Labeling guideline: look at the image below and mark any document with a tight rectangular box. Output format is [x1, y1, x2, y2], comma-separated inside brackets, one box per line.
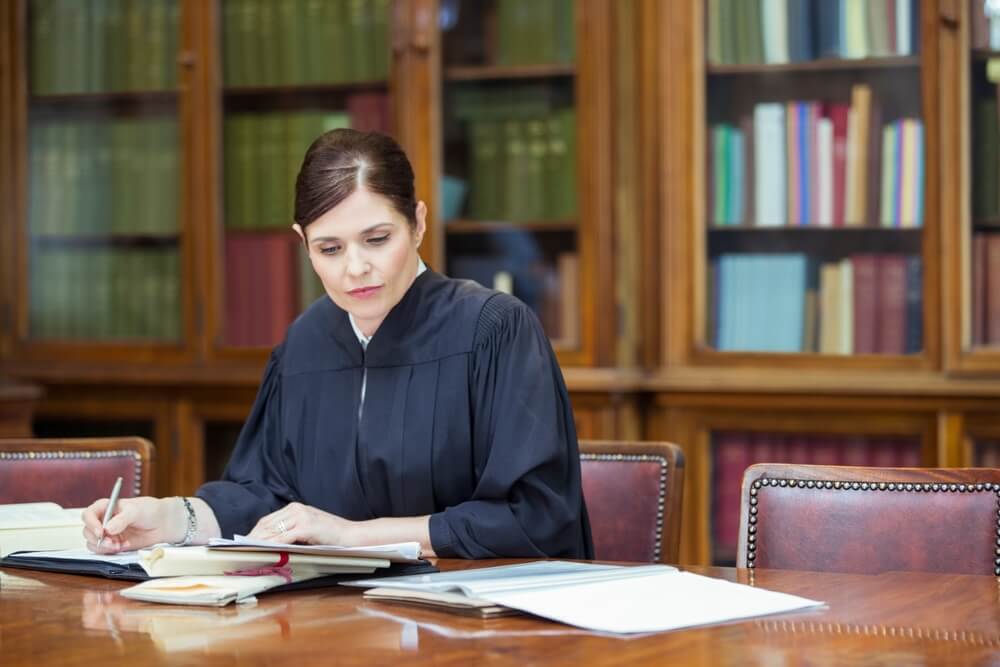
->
[0, 503, 86, 557]
[120, 573, 321, 607]
[208, 535, 423, 563]
[139, 546, 384, 577]
[347, 561, 825, 634]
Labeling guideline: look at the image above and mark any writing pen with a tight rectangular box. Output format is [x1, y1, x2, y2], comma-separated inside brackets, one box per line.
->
[95, 476, 123, 550]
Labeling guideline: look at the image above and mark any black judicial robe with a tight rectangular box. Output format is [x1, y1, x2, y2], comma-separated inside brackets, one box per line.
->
[197, 269, 594, 559]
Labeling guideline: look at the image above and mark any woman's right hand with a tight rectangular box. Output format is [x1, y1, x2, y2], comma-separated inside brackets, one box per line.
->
[81, 496, 187, 554]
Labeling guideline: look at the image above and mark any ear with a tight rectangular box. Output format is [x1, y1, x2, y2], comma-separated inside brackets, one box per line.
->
[414, 201, 428, 247]
[292, 223, 307, 248]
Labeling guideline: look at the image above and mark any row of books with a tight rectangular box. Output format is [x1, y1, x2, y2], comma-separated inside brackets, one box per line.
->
[448, 252, 579, 345]
[30, 246, 181, 341]
[225, 110, 349, 231]
[970, 0, 1000, 50]
[30, 117, 179, 237]
[494, 0, 575, 67]
[464, 111, 577, 222]
[224, 93, 390, 231]
[709, 88, 925, 229]
[971, 233, 1000, 346]
[225, 232, 322, 348]
[30, 0, 178, 94]
[706, 0, 919, 66]
[711, 253, 922, 355]
[973, 97, 1000, 219]
[222, 0, 390, 87]
[712, 431, 923, 556]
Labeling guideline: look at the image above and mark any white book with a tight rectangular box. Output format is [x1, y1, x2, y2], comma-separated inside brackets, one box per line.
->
[140, 545, 384, 577]
[844, 108, 859, 225]
[839, 258, 855, 354]
[761, 0, 789, 64]
[209, 535, 423, 563]
[754, 104, 786, 227]
[816, 117, 834, 226]
[880, 123, 896, 228]
[345, 561, 823, 635]
[897, 0, 912, 54]
[0, 503, 86, 557]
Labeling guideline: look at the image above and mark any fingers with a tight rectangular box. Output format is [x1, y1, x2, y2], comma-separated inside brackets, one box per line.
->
[81, 498, 109, 537]
[101, 502, 134, 537]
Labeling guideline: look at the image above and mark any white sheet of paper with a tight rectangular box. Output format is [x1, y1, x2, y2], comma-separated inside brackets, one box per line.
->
[0, 503, 82, 529]
[208, 536, 422, 563]
[478, 571, 824, 635]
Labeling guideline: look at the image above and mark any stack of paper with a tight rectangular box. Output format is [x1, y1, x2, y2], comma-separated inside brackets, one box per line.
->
[0, 503, 86, 557]
[348, 561, 825, 634]
[120, 574, 313, 606]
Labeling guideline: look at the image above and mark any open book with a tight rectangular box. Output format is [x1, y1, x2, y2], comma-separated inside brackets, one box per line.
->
[0, 503, 86, 557]
[346, 561, 825, 634]
[120, 573, 321, 607]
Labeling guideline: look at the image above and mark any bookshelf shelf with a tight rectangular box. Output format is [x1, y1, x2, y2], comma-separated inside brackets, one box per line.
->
[31, 234, 180, 248]
[707, 226, 923, 234]
[445, 220, 578, 234]
[971, 49, 1000, 62]
[29, 90, 178, 114]
[706, 56, 920, 77]
[444, 64, 576, 81]
[973, 219, 1000, 230]
[222, 81, 389, 97]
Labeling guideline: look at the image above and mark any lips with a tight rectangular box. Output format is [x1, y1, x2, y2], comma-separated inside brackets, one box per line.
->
[348, 285, 383, 299]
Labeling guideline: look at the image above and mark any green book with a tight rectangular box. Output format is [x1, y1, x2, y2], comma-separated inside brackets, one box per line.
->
[371, 0, 390, 79]
[104, 0, 124, 91]
[30, 0, 55, 94]
[554, 0, 575, 65]
[257, 0, 279, 86]
[276, 0, 301, 85]
[974, 100, 999, 219]
[546, 108, 577, 220]
[503, 119, 529, 221]
[164, 0, 180, 88]
[301, 0, 325, 83]
[523, 117, 547, 220]
[299, 244, 325, 310]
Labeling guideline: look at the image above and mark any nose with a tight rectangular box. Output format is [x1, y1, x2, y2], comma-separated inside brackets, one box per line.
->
[345, 244, 369, 277]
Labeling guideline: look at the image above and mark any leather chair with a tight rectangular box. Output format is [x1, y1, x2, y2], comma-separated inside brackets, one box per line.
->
[0, 437, 154, 507]
[579, 440, 685, 564]
[737, 463, 1000, 576]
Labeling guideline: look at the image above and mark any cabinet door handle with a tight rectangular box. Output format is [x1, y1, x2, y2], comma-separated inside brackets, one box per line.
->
[940, 0, 959, 30]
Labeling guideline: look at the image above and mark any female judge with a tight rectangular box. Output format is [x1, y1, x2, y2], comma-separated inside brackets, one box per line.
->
[82, 129, 593, 559]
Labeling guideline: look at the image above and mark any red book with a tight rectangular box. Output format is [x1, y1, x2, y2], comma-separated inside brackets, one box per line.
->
[973, 233, 987, 346]
[828, 104, 850, 227]
[810, 436, 841, 465]
[712, 432, 749, 555]
[841, 436, 869, 466]
[785, 433, 810, 464]
[986, 235, 1000, 343]
[897, 438, 923, 467]
[877, 254, 907, 354]
[851, 254, 880, 354]
[870, 438, 896, 467]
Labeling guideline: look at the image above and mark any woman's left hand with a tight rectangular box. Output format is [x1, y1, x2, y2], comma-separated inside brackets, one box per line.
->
[247, 502, 358, 545]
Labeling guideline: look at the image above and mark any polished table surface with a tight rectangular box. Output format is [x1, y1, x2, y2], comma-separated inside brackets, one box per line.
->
[2, 560, 999, 666]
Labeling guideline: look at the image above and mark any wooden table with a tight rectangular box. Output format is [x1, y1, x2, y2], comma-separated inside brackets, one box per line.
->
[1, 561, 998, 666]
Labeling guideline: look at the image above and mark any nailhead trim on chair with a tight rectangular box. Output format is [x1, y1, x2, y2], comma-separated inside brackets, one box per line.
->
[0, 450, 145, 498]
[582, 453, 669, 562]
[745, 478, 1000, 574]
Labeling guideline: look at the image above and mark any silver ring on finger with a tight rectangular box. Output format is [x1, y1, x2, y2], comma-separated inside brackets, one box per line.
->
[278, 518, 288, 533]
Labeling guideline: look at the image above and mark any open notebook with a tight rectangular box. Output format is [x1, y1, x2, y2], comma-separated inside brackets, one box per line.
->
[346, 561, 825, 634]
[0, 503, 86, 557]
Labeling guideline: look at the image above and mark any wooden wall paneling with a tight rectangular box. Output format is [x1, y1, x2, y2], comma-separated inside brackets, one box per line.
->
[941, 0, 967, 370]
[8, 0, 27, 350]
[937, 411, 966, 467]
[637, 0, 662, 368]
[570, 391, 643, 441]
[392, 0, 442, 270]
[660, 0, 696, 365]
[185, 0, 219, 361]
[611, 0, 641, 368]
[0, 0, 14, 359]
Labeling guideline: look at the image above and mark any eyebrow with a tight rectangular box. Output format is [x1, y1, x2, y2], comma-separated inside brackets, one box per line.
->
[309, 222, 394, 244]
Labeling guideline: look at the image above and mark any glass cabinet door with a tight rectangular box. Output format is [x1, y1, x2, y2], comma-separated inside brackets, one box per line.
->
[218, 0, 392, 349]
[703, 0, 925, 357]
[439, 0, 581, 350]
[26, 0, 182, 344]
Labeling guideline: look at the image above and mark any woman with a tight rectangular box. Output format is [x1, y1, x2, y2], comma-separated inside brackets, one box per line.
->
[83, 129, 593, 559]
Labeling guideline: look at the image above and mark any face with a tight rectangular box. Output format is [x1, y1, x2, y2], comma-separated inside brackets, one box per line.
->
[294, 188, 426, 338]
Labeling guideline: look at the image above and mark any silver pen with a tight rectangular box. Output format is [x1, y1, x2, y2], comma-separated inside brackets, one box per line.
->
[95, 476, 124, 550]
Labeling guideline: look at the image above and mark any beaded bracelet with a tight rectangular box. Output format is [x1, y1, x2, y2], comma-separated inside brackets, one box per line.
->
[177, 496, 197, 546]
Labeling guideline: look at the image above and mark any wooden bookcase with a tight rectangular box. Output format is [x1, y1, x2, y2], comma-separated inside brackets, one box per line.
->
[6, 0, 1000, 566]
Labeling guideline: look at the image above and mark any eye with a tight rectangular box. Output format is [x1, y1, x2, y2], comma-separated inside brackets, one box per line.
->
[319, 244, 341, 256]
[368, 234, 390, 245]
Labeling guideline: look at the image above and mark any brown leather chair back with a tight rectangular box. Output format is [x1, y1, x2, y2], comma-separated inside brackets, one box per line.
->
[0, 437, 154, 507]
[580, 440, 685, 564]
[738, 463, 1000, 575]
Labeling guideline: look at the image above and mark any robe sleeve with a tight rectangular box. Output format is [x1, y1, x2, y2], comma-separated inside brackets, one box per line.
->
[428, 295, 593, 559]
[195, 345, 299, 538]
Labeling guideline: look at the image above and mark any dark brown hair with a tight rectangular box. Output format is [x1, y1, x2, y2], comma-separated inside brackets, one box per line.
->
[294, 129, 417, 232]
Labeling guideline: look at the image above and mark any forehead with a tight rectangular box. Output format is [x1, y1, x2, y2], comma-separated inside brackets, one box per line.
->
[307, 188, 402, 240]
